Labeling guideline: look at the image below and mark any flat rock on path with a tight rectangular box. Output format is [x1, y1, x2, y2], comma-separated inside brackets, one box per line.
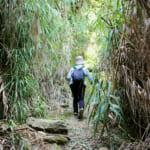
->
[33, 143, 62, 150]
[45, 144, 62, 150]
[27, 117, 68, 134]
[44, 134, 70, 144]
[99, 148, 109, 150]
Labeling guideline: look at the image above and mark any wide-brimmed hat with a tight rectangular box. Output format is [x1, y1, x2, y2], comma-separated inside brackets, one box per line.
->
[75, 56, 85, 65]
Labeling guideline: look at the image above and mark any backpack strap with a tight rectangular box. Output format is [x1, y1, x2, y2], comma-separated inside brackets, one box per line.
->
[72, 66, 85, 77]
[80, 66, 84, 70]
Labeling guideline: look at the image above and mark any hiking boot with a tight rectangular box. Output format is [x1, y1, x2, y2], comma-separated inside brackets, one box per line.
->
[74, 112, 78, 119]
[74, 112, 78, 116]
[78, 108, 83, 119]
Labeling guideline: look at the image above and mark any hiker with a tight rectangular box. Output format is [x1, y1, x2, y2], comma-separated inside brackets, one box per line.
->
[67, 56, 93, 119]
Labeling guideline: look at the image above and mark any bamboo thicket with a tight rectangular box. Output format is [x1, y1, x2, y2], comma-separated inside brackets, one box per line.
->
[114, 0, 150, 138]
[0, 0, 90, 122]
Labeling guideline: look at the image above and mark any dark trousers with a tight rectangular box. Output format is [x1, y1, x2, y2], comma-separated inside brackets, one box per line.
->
[70, 83, 86, 114]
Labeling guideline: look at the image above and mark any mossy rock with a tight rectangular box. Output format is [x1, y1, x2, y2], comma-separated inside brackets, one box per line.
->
[27, 117, 68, 134]
[44, 134, 70, 144]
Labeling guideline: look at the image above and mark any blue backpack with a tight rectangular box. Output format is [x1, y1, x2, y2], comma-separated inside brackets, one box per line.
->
[72, 67, 84, 84]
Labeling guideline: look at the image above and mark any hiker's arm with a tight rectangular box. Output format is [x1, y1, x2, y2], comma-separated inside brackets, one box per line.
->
[67, 68, 74, 80]
[84, 68, 93, 85]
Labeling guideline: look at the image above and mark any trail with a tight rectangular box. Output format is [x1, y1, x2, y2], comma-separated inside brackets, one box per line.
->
[55, 106, 109, 150]
[62, 115, 93, 150]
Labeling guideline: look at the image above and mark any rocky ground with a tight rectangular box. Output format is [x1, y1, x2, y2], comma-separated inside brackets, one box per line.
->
[60, 108, 110, 150]
[2, 105, 148, 150]
[62, 116, 94, 150]
[0, 108, 109, 150]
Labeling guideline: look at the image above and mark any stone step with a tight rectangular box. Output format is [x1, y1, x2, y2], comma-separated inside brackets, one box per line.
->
[27, 117, 68, 134]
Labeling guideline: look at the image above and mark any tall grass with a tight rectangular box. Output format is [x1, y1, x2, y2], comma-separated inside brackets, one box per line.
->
[0, 0, 91, 122]
[86, 77, 124, 136]
[0, 0, 36, 122]
[90, 0, 150, 139]
[84, 0, 125, 136]
[114, 0, 150, 138]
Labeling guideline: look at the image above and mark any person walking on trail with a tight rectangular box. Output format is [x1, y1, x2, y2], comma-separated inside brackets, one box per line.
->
[67, 56, 93, 119]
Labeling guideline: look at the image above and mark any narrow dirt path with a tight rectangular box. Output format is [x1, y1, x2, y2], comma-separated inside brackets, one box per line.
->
[49, 100, 110, 150]
[61, 115, 94, 150]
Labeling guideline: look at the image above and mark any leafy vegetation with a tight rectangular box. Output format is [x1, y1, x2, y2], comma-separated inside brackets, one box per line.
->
[89, 0, 150, 139]
[113, 0, 150, 138]
[0, 1, 150, 148]
[87, 78, 123, 136]
[0, 0, 36, 122]
[0, 0, 91, 122]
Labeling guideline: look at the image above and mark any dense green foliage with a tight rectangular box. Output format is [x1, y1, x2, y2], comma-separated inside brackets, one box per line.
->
[85, 0, 126, 136]
[89, 0, 150, 139]
[0, 0, 91, 122]
[0, 1, 35, 121]
[1, 0, 149, 142]
[87, 78, 123, 136]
